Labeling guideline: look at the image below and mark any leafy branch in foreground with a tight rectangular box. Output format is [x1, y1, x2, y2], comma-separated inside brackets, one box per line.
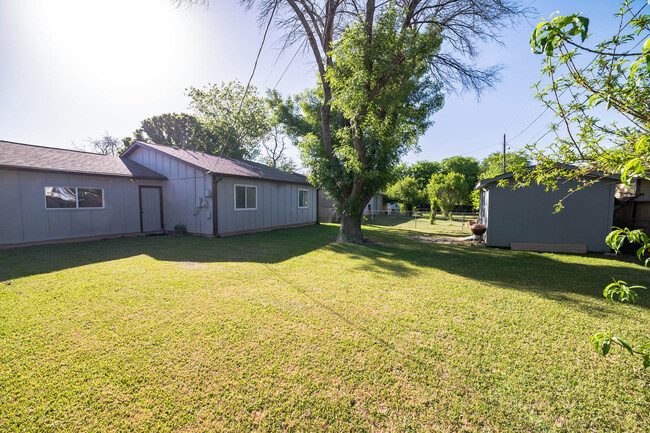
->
[525, 0, 650, 369]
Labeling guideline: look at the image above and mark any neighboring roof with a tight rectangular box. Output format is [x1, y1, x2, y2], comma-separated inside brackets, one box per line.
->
[122, 141, 310, 185]
[0, 140, 167, 180]
[474, 168, 620, 190]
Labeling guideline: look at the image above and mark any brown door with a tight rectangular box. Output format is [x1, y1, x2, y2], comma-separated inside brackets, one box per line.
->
[139, 186, 164, 233]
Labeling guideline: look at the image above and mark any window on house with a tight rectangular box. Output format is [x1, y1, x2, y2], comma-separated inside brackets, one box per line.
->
[78, 188, 104, 208]
[45, 187, 77, 208]
[235, 185, 257, 210]
[45, 187, 104, 209]
[298, 189, 309, 208]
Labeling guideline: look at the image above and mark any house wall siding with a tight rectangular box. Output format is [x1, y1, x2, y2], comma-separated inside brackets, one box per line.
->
[126, 147, 213, 235]
[215, 176, 317, 235]
[483, 180, 615, 252]
[0, 169, 160, 245]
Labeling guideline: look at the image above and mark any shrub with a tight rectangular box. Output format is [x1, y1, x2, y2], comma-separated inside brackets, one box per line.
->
[173, 223, 188, 235]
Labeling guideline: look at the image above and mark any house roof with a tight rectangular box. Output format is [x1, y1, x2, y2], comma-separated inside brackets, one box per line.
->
[0, 140, 167, 180]
[474, 168, 620, 190]
[122, 141, 310, 185]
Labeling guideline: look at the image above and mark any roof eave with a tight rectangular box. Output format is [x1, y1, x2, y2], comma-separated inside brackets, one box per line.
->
[0, 165, 167, 181]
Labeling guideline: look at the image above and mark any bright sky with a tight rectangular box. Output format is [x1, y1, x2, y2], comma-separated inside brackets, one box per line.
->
[0, 0, 616, 166]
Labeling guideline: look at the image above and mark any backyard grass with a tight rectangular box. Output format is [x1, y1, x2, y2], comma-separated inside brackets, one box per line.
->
[1, 223, 649, 432]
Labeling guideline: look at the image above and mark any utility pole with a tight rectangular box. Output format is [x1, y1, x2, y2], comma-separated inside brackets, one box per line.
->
[502, 133, 506, 174]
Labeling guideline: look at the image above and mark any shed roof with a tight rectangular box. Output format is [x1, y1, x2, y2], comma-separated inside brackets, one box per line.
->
[0, 140, 167, 180]
[474, 168, 620, 190]
[122, 141, 310, 185]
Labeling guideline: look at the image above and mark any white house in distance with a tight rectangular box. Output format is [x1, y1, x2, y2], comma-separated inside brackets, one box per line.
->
[0, 140, 317, 247]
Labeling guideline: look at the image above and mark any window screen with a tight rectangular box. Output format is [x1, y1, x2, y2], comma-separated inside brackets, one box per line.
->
[299, 190, 308, 208]
[235, 186, 246, 209]
[78, 188, 104, 208]
[246, 187, 256, 209]
[235, 185, 256, 210]
[45, 187, 77, 209]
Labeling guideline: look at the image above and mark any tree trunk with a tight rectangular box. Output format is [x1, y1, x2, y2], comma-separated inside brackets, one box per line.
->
[337, 213, 364, 243]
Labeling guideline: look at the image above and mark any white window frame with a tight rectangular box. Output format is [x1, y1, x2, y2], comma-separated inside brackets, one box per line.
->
[234, 184, 257, 211]
[298, 189, 309, 208]
[44, 186, 105, 210]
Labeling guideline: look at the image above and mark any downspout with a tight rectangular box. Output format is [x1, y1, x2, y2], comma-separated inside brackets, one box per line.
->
[316, 188, 320, 224]
[212, 175, 223, 237]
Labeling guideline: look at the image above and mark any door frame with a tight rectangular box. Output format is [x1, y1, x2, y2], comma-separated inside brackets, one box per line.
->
[138, 185, 164, 233]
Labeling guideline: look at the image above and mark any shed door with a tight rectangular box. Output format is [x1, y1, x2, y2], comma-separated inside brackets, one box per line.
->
[140, 186, 163, 233]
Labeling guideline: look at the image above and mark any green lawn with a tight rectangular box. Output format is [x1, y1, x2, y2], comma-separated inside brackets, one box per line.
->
[365, 213, 477, 235]
[1, 224, 649, 432]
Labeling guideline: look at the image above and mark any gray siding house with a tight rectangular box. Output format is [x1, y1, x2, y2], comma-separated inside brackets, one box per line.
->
[475, 173, 617, 253]
[0, 140, 317, 247]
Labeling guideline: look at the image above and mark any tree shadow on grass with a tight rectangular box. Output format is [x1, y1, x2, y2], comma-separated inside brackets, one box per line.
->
[324, 227, 650, 312]
[2, 223, 649, 314]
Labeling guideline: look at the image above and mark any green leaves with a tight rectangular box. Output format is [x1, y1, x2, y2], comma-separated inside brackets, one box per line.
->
[603, 279, 645, 303]
[606, 227, 650, 262]
[530, 14, 589, 56]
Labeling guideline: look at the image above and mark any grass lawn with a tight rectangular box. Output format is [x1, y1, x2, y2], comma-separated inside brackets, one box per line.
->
[365, 213, 477, 235]
[1, 223, 649, 432]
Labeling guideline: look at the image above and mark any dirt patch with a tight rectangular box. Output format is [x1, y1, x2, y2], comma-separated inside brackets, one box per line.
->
[411, 236, 483, 246]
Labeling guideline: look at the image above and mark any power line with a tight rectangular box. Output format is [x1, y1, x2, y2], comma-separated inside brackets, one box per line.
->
[273, 43, 304, 90]
[206, 0, 278, 174]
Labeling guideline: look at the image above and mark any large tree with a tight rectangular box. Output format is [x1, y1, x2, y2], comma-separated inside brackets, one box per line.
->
[133, 113, 217, 153]
[181, 0, 525, 242]
[525, 0, 650, 367]
[187, 81, 270, 160]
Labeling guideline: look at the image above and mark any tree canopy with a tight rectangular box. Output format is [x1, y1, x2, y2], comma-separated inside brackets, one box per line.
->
[427, 172, 467, 218]
[479, 151, 529, 180]
[386, 176, 425, 211]
[133, 113, 217, 153]
[187, 81, 270, 160]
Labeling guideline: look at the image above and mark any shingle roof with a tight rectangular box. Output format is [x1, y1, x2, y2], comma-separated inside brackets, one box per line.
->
[0, 140, 167, 180]
[123, 141, 310, 185]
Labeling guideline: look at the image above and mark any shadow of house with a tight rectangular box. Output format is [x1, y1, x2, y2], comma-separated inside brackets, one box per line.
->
[0, 225, 340, 282]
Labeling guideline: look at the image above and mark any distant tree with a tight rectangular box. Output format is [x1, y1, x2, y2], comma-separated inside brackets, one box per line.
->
[86, 133, 124, 156]
[405, 161, 442, 189]
[479, 151, 529, 180]
[427, 172, 467, 218]
[133, 113, 216, 153]
[441, 156, 480, 205]
[187, 81, 270, 160]
[386, 176, 425, 211]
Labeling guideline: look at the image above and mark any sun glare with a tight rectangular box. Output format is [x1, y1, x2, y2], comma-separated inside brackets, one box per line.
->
[12, 0, 199, 104]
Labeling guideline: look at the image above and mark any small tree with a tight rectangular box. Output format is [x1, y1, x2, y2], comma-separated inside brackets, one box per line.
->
[386, 176, 424, 212]
[429, 198, 438, 224]
[427, 172, 467, 219]
[85, 133, 124, 156]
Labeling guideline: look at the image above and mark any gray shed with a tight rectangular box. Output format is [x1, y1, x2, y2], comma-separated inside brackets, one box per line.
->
[0, 140, 317, 247]
[475, 172, 617, 253]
